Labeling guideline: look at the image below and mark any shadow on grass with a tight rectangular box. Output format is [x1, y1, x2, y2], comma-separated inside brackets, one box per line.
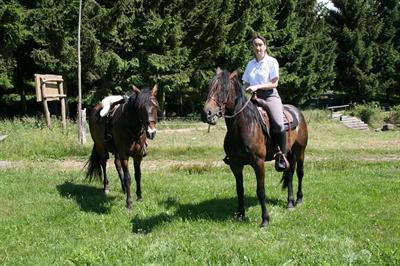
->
[132, 195, 284, 233]
[57, 182, 116, 214]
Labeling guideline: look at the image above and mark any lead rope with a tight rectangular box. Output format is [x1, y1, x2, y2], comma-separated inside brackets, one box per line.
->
[224, 96, 252, 119]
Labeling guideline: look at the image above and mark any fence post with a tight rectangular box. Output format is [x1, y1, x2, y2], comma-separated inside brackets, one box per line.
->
[78, 108, 87, 144]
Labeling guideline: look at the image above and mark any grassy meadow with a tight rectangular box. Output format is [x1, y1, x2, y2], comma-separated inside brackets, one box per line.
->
[0, 111, 399, 265]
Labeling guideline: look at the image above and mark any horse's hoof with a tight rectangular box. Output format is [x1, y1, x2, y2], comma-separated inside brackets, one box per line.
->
[104, 189, 110, 194]
[296, 199, 303, 206]
[259, 221, 268, 229]
[136, 196, 143, 202]
[234, 212, 245, 221]
[287, 201, 295, 210]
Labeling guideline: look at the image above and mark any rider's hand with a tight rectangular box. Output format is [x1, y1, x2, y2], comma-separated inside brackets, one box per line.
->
[246, 86, 257, 93]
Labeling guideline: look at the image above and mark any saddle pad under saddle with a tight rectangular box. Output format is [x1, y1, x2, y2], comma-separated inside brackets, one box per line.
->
[257, 106, 299, 132]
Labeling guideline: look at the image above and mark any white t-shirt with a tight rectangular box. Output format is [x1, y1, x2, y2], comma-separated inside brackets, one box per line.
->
[242, 55, 279, 86]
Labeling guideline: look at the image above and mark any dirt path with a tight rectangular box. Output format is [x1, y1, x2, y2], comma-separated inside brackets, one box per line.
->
[55, 159, 226, 171]
[0, 160, 12, 168]
[1, 155, 400, 170]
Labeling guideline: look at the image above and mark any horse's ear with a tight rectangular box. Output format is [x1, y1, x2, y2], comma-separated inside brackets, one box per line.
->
[229, 69, 239, 79]
[151, 84, 158, 96]
[131, 85, 141, 94]
[216, 67, 222, 75]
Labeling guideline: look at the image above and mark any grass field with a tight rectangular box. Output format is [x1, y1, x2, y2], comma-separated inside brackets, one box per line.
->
[0, 111, 399, 265]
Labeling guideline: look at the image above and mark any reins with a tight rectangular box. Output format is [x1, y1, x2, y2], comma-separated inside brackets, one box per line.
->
[207, 77, 252, 119]
[224, 96, 252, 119]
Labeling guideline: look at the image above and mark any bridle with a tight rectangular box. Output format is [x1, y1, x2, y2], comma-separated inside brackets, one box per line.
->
[146, 96, 159, 125]
[135, 95, 158, 127]
[207, 79, 252, 119]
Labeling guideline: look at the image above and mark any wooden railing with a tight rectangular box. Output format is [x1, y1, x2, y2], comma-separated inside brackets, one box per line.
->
[327, 104, 349, 118]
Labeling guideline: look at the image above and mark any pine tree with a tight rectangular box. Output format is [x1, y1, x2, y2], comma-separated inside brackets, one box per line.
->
[79, 0, 141, 104]
[271, 0, 335, 105]
[328, 0, 381, 102]
[375, 0, 400, 103]
[0, 1, 29, 107]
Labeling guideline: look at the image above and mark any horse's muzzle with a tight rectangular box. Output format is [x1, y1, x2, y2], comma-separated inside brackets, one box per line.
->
[204, 109, 221, 125]
[146, 127, 156, 140]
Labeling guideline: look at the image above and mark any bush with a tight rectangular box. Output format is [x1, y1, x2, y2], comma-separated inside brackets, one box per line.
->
[385, 105, 400, 125]
[348, 102, 382, 126]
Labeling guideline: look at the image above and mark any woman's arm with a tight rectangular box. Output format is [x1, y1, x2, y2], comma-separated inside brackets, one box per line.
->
[245, 77, 279, 93]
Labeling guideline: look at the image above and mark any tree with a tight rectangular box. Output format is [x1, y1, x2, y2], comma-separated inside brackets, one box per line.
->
[374, 0, 400, 103]
[328, 0, 381, 102]
[0, 1, 29, 111]
[273, 0, 336, 105]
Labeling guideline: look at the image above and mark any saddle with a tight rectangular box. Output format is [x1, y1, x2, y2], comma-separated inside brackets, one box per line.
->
[94, 96, 127, 148]
[257, 105, 299, 136]
[100, 95, 126, 117]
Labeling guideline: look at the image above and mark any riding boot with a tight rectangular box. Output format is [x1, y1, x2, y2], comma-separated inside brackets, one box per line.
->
[275, 131, 289, 172]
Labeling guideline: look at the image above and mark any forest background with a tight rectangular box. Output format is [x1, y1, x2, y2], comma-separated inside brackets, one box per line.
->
[0, 0, 399, 118]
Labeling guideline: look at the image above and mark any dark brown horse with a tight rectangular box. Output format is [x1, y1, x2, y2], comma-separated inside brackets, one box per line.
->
[86, 85, 159, 209]
[203, 69, 308, 227]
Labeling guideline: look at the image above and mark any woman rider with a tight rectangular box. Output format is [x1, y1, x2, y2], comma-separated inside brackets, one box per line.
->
[242, 35, 289, 171]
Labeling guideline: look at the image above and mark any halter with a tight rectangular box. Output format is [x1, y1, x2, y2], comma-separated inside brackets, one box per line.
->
[146, 96, 159, 124]
[208, 95, 226, 116]
[207, 80, 252, 119]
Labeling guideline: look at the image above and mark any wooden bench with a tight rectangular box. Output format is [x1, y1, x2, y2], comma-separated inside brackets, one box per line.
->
[327, 104, 349, 118]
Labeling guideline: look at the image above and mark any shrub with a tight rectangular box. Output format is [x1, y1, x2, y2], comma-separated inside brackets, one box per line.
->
[385, 105, 400, 125]
[348, 102, 381, 125]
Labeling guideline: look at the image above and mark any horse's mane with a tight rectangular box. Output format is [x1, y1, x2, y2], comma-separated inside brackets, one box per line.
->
[111, 87, 157, 125]
[122, 86, 158, 112]
[218, 69, 264, 128]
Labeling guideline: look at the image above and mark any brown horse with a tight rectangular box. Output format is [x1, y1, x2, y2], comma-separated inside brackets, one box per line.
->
[203, 69, 308, 227]
[86, 85, 159, 209]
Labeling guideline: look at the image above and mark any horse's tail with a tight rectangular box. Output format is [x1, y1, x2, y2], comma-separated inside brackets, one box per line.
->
[85, 145, 103, 182]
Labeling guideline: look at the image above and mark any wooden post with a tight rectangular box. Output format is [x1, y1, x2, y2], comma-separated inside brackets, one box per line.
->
[41, 81, 51, 128]
[42, 99, 51, 128]
[59, 81, 67, 131]
[78, 108, 87, 144]
[60, 98, 67, 131]
[77, 0, 84, 144]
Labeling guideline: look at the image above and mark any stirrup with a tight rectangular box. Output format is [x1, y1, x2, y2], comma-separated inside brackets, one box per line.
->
[274, 151, 289, 172]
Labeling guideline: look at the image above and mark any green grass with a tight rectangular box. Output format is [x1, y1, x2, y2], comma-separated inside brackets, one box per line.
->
[0, 116, 91, 161]
[0, 111, 399, 265]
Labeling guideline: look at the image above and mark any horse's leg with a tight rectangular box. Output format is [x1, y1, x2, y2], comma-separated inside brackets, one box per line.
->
[114, 157, 125, 193]
[100, 157, 109, 194]
[229, 164, 245, 219]
[121, 159, 132, 209]
[295, 157, 304, 206]
[133, 157, 143, 202]
[253, 159, 269, 228]
[283, 153, 296, 210]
